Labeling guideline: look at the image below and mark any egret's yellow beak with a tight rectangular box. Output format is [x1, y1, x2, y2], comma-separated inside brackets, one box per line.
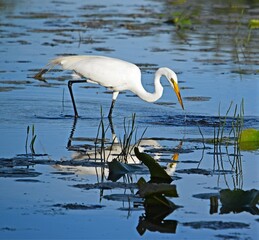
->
[172, 79, 184, 110]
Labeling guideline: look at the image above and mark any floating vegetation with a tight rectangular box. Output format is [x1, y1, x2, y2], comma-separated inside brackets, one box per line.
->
[134, 147, 172, 183]
[137, 177, 178, 198]
[220, 189, 259, 215]
[135, 149, 181, 236]
[73, 182, 137, 191]
[182, 221, 249, 230]
[239, 128, 259, 151]
[176, 168, 212, 175]
[0, 168, 41, 178]
[103, 194, 140, 202]
[183, 96, 211, 102]
[53, 203, 104, 210]
[165, 11, 193, 29]
[107, 159, 143, 182]
[214, 99, 244, 146]
[249, 19, 259, 29]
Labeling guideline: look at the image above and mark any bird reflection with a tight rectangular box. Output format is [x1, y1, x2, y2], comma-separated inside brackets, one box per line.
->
[54, 117, 184, 235]
[54, 117, 183, 179]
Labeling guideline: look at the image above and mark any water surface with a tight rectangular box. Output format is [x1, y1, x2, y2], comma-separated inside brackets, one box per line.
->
[0, 0, 258, 239]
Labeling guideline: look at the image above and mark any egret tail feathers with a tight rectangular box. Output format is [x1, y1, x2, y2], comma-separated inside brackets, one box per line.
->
[34, 55, 87, 81]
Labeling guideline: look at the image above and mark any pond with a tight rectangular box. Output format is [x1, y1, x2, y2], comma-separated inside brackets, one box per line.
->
[0, 0, 258, 239]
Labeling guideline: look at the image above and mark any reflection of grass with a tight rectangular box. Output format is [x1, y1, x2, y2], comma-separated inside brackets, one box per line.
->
[25, 125, 37, 155]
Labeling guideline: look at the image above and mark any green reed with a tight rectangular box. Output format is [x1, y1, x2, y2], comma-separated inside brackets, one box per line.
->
[94, 112, 145, 164]
[213, 99, 244, 189]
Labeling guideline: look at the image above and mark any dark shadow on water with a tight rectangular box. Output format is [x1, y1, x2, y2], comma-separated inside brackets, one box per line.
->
[34, 113, 99, 120]
[143, 114, 259, 128]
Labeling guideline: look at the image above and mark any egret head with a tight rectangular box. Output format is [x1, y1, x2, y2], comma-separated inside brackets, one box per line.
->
[162, 68, 184, 110]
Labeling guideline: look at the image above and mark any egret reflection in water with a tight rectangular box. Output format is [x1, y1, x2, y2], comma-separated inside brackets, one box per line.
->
[53, 117, 182, 179]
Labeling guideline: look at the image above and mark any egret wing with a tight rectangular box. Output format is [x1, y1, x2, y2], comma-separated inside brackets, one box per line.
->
[52, 55, 141, 91]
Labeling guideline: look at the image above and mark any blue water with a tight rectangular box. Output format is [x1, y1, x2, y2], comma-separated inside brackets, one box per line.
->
[0, 0, 258, 239]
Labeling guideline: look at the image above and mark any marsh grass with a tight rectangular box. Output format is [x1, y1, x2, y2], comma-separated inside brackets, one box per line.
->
[94, 113, 146, 164]
[214, 99, 244, 146]
[231, 9, 257, 76]
[92, 112, 145, 197]
[213, 100, 244, 189]
[117, 114, 147, 164]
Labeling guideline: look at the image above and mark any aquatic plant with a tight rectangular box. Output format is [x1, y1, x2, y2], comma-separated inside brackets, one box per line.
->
[214, 99, 244, 146]
[135, 148, 181, 236]
[166, 11, 193, 29]
[118, 114, 147, 163]
[239, 128, 259, 150]
[95, 113, 146, 164]
[219, 188, 259, 215]
[213, 100, 245, 189]
[134, 147, 172, 183]
[249, 19, 259, 29]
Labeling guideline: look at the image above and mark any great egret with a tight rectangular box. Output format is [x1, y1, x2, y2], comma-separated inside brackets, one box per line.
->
[34, 55, 184, 117]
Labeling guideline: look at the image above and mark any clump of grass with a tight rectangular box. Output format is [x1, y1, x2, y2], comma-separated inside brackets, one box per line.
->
[117, 114, 147, 163]
[94, 113, 146, 164]
[213, 99, 244, 189]
[214, 99, 244, 146]
[25, 124, 37, 155]
[93, 113, 145, 186]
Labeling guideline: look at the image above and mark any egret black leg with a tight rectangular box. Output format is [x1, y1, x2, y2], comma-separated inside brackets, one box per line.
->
[108, 99, 116, 119]
[108, 91, 119, 119]
[68, 80, 86, 118]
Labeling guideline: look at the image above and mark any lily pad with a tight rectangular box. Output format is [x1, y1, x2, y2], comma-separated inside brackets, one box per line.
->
[108, 159, 143, 181]
[137, 217, 178, 235]
[137, 177, 178, 198]
[134, 147, 172, 183]
[249, 19, 259, 29]
[239, 128, 259, 150]
[220, 189, 259, 215]
[143, 194, 180, 221]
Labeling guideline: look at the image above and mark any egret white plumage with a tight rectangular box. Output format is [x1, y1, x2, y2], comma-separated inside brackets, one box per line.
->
[35, 55, 184, 117]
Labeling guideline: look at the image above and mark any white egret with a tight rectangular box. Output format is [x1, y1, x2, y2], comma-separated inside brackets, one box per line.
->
[35, 55, 184, 117]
